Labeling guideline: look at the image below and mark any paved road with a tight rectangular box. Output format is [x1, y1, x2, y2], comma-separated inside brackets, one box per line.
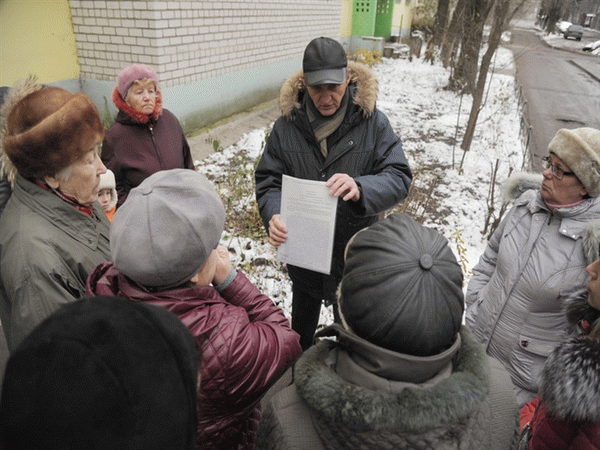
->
[508, 26, 600, 169]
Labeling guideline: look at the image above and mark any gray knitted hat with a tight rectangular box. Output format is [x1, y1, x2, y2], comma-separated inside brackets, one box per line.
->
[111, 169, 225, 289]
[548, 127, 600, 197]
[338, 212, 464, 356]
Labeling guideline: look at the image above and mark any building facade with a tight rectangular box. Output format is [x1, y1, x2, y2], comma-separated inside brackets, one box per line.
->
[2, 0, 412, 133]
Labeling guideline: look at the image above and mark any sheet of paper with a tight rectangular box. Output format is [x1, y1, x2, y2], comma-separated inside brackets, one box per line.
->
[277, 175, 337, 274]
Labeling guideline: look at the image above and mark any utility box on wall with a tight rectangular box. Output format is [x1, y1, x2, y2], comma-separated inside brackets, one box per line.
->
[352, 0, 377, 36]
[351, 0, 395, 38]
[374, 0, 394, 38]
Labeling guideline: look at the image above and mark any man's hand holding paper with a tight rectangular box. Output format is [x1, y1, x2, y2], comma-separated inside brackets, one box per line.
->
[276, 175, 339, 274]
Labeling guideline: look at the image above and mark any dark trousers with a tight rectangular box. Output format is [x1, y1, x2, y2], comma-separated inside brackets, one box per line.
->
[288, 265, 341, 351]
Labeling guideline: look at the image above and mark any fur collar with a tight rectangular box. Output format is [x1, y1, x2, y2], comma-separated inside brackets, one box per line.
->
[541, 339, 600, 422]
[279, 61, 378, 119]
[0, 76, 43, 186]
[540, 290, 600, 422]
[294, 327, 489, 433]
[564, 288, 600, 330]
[502, 171, 600, 264]
[111, 86, 163, 124]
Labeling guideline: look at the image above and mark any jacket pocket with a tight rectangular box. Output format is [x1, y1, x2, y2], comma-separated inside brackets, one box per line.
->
[511, 318, 564, 392]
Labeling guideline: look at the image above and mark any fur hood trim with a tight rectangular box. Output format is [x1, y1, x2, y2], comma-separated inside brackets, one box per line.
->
[502, 171, 600, 264]
[111, 86, 162, 124]
[279, 61, 377, 119]
[294, 327, 489, 433]
[540, 335, 600, 422]
[501, 172, 543, 204]
[0, 76, 43, 185]
[540, 290, 600, 422]
[564, 288, 600, 330]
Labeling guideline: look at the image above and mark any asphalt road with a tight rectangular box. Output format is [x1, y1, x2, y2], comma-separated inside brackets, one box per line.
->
[508, 25, 600, 169]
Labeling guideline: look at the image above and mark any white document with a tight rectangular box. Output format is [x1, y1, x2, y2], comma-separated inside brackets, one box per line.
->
[278, 175, 337, 274]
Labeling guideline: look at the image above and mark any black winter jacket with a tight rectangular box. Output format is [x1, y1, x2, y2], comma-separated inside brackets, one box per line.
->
[255, 62, 412, 279]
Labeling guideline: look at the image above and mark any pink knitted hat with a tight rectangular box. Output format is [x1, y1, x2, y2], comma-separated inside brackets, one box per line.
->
[117, 64, 159, 98]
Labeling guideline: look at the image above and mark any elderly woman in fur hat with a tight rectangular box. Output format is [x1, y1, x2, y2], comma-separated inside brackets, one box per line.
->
[465, 127, 600, 408]
[518, 258, 600, 449]
[0, 78, 110, 352]
[102, 64, 194, 208]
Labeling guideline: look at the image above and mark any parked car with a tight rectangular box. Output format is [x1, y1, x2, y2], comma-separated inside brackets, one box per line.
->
[583, 39, 600, 52]
[564, 24, 584, 40]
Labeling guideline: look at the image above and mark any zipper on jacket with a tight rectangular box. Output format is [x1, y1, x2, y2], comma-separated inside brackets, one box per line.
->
[148, 124, 165, 167]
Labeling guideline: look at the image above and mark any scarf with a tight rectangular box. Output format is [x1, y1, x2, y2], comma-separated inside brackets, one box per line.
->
[33, 178, 94, 218]
[543, 198, 584, 210]
[305, 90, 349, 158]
[111, 86, 163, 124]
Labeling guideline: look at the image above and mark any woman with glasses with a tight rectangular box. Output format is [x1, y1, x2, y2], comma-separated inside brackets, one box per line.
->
[465, 127, 600, 408]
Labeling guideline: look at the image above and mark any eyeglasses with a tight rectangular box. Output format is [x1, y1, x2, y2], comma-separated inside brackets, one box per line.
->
[542, 156, 575, 180]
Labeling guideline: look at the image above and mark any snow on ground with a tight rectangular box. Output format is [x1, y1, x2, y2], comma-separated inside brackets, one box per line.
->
[198, 45, 524, 327]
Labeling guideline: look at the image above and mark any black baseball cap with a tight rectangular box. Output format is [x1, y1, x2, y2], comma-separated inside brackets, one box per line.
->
[303, 37, 348, 86]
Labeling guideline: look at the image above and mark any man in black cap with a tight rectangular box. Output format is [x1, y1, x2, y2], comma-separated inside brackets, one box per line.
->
[256, 212, 519, 450]
[255, 37, 412, 350]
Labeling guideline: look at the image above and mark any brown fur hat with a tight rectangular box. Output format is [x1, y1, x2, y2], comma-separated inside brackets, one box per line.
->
[3, 85, 104, 179]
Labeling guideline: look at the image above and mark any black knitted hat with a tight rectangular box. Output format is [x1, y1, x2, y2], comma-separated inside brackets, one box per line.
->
[0, 296, 199, 450]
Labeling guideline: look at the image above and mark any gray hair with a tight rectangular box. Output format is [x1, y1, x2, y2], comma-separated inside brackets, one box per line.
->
[54, 164, 73, 182]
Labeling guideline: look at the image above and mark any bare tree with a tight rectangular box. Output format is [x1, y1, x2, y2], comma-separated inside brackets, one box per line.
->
[440, 0, 467, 68]
[449, 0, 495, 94]
[460, 0, 529, 152]
[433, 0, 451, 46]
[541, 0, 566, 32]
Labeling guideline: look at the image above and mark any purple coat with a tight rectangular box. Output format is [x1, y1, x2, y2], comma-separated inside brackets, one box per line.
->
[102, 90, 194, 207]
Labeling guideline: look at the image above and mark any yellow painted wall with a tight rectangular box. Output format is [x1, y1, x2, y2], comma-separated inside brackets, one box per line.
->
[392, 0, 414, 38]
[340, 0, 353, 37]
[0, 0, 80, 87]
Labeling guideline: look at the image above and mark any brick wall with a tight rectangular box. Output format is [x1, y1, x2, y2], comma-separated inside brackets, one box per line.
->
[69, 0, 342, 88]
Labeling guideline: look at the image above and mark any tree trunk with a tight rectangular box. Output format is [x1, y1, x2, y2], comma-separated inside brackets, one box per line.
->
[461, 0, 509, 152]
[433, 0, 451, 46]
[449, 0, 493, 94]
[441, 0, 467, 68]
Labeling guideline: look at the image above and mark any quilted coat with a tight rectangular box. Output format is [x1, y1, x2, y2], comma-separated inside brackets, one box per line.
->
[465, 172, 600, 407]
[257, 325, 519, 450]
[520, 290, 600, 449]
[86, 261, 302, 450]
[255, 61, 412, 286]
[102, 89, 194, 208]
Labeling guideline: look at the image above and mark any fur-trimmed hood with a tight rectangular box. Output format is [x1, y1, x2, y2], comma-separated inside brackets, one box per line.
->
[111, 86, 163, 124]
[502, 171, 600, 264]
[294, 326, 489, 435]
[540, 291, 600, 422]
[0, 76, 43, 185]
[279, 61, 377, 119]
